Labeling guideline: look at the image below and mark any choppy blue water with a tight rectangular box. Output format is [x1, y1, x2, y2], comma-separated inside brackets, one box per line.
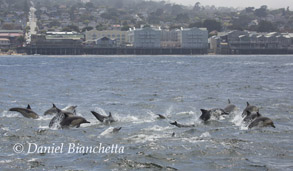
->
[0, 55, 293, 170]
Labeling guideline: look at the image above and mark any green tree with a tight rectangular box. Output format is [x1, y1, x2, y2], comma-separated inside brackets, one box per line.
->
[193, 2, 201, 11]
[2, 23, 16, 30]
[82, 26, 93, 32]
[245, 7, 254, 13]
[62, 25, 80, 32]
[257, 20, 277, 32]
[25, 26, 30, 33]
[255, 5, 267, 18]
[202, 19, 222, 33]
[175, 13, 190, 23]
[121, 25, 130, 31]
[96, 24, 107, 31]
[17, 36, 25, 44]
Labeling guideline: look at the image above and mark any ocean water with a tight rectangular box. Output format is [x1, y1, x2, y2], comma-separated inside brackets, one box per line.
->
[0, 55, 293, 170]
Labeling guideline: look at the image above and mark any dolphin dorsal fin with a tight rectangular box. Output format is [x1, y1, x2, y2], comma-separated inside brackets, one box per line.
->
[200, 109, 207, 113]
[228, 99, 231, 104]
[63, 113, 69, 118]
[247, 102, 250, 106]
[257, 112, 261, 117]
[27, 104, 31, 109]
[109, 112, 112, 117]
[53, 103, 56, 108]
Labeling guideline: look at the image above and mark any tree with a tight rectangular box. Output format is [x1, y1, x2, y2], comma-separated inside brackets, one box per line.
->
[25, 26, 30, 33]
[17, 36, 25, 44]
[257, 20, 277, 32]
[230, 15, 253, 30]
[202, 19, 222, 33]
[2, 23, 16, 30]
[193, 2, 201, 11]
[82, 26, 93, 32]
[83, 20, 90, 26]
[96, 24, 107, 31]
[245, 7, 254, 13]
[62, 25, 80, 32]
[189, 22, 202, 28]
[255, 5, 267, 18]
[121, 25, 130, 31]
[48, 20, 61, 28]
[175, 13, 190, 23]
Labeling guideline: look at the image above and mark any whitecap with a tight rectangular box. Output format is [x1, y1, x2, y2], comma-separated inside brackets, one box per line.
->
[200, 132, 211, 138]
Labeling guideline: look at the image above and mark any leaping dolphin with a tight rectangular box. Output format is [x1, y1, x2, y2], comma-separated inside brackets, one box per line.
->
[9, 104, 39, 119]
[170, 121, 195, 128]
[243, 111, 261, 125]
[223, 99, 237, 114]
[248, 117, 275, 129]
[199, 108, 228, 121]
[60, 113, 90, 128]
[44, 104, 58, 115]
[49, 107, 77, 129]
[91, 111, 115, 124]
[44, 104, 77, 115]
[242, 102, 259, 117]
[156, 114, 166, 119]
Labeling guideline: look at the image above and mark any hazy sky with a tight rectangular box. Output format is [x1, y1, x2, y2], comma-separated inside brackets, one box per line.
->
[168, 0, 293, 9]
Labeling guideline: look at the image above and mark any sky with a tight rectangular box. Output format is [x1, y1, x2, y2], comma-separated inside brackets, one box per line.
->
[168, 0, 293, 9]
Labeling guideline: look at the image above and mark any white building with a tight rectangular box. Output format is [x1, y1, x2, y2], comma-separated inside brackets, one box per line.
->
[161, 29, 180, 48]
[128, 27, 161, 48]
[179, 27, 208, 48]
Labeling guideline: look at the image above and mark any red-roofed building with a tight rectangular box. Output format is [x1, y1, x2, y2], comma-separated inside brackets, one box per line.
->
[0, 30, 24, 49]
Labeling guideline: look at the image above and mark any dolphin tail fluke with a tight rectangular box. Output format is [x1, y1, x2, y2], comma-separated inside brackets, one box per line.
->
[91, 111, 105, 122]
[170, 121, 178, 127]
[9, 107, 20, 112]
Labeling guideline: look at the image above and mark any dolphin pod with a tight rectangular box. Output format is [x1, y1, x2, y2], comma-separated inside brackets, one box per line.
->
[8, 100, 275, 130]
[47, 105, 90, 129]
[240, 102, 275, 129]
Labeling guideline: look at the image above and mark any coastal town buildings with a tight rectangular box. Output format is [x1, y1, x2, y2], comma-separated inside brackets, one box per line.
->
[209, 30, 293, 54]
[179, 27, 208, 49]
[0, 30, 24, 50]
[85, 30, 128, 47]
[128, 27, 161, 48]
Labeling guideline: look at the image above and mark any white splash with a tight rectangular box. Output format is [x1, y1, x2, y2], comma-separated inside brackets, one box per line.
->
[200, 132, 211, 138]
[1, 111, 19, 118]
[99, 127, 116, 137]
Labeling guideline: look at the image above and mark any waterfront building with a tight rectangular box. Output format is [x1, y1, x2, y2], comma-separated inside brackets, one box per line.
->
[160, 29, 180, 48]
[209, 30, 293, 54]
[128, 27, 161, 48]
[0, 38, 10, 50]
[179, 27, 208, 49]
[85, 30, 128, 47]
[0, 30, 24, 48]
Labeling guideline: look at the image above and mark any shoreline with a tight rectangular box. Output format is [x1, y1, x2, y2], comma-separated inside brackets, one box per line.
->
[1, 53, 293, 57]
